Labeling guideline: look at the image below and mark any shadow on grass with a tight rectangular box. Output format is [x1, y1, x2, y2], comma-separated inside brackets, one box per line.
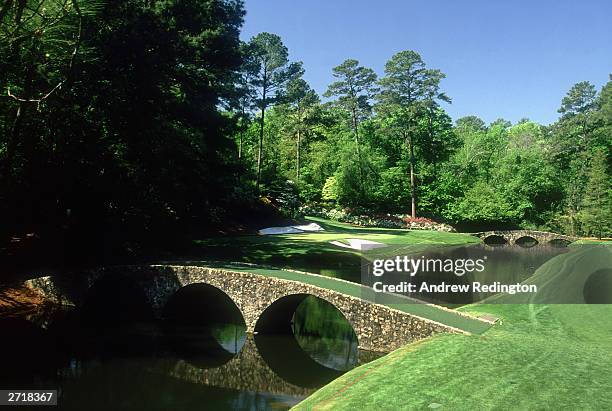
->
[193, 235, 362, 281]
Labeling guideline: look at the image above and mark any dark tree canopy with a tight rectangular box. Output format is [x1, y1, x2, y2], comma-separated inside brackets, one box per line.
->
[2, 6, 610, 268]
[1, 0, 247, 261]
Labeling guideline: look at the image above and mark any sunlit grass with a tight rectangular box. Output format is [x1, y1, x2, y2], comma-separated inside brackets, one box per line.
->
[293, 246, 612, 410]
[190, 217, 489, 334]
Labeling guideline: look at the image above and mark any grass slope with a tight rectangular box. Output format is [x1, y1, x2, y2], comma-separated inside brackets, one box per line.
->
[191, 217, 489, 334]
[293, 246, 612, 410]
[193, 216, 478, 279]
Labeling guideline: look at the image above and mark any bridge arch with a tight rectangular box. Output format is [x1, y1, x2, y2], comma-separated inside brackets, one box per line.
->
[161, 283, 247, 368]
[549, 238, 571, 247]
[254, 293, 356, 387]
[254, 294, 358, 345]
[162, 283, 246, 328]
[483, 235, 508, 246]
[515, 236, 539, 248]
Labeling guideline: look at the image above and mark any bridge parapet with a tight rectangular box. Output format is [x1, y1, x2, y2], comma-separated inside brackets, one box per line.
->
[470, 230, 577, 245]
[25, 265, 466, 352]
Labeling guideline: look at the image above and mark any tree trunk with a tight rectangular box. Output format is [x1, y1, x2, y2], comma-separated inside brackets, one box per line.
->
[256, 82, 267, 193]
[238, 106, 245, 159]
[238, 131, 243, 159]
[296, 129, 301, 183]
[256, 108, 264, 193]
[3, 103, 23, 186]
[408, 131, 416, 218]
[352, 108, 365, 198]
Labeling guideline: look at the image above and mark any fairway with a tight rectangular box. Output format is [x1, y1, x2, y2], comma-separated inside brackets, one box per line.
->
[190, 217, 490, 334]
[193, 217, 479, 280]
[3, 2, 610, 410]
[293, 246, 612, 410]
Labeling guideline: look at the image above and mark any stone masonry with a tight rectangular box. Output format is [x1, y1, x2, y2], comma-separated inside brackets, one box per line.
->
[25, 265, 467, 352]
[471, 230, 577, 245]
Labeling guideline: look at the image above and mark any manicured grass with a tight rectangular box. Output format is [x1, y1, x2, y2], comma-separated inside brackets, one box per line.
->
[574, 238, 612, 245]
[193, 216, 479, 281]
[190, 217, 489, 334]
[304, 217, 480, 245]
[293, 246, 612, 410]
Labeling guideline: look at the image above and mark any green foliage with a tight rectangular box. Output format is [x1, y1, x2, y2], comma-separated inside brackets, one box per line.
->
[451, 181, 518, 224]
[243, 32, 303, 190]
[558, 81, 598, 116]
[321, 176, 339, 202]
[580, 150, 612, 238]
[3, 6, 610, 257]
[233, 43, 609, 236]
[324, 59, 378, 123]
[1, 0, 247, 252]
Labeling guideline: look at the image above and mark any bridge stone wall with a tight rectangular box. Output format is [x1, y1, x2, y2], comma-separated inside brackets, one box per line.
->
[472, 230, 576, 245]
[25, 265, 464, 352]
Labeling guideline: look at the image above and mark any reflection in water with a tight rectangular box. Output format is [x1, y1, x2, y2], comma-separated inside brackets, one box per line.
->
[0, 296, 377, 411]
[515, 236, 538, 248]
[292, 296, 358, 371]
[364, 243, 569, 306]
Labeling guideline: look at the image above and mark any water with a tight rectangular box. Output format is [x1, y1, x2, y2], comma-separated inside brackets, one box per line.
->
[0, 300, 378, 411]
[0, 243, 570, 410]
[363, 243, 569, 306]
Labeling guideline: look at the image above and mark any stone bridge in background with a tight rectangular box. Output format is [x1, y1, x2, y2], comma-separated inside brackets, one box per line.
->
[471, 230, 577, 246]
[25, 265, 465, 352]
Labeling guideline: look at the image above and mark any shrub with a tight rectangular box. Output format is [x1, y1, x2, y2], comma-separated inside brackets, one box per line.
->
[298, 205, 456, 232]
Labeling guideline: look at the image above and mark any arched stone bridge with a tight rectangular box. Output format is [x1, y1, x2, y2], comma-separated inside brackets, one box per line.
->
[25, 265, 469, 352]
[471, 230, 577, 246]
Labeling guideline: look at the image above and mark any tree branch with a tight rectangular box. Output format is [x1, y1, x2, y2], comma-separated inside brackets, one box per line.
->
[5, 0, 83, 111]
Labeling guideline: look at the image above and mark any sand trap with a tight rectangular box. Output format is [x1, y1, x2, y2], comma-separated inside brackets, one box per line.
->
[259, 222, 324, 235]
[329, 238, 388, 251]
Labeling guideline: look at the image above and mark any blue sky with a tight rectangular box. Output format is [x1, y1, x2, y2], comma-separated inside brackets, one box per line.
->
[241, 0, 611, 125]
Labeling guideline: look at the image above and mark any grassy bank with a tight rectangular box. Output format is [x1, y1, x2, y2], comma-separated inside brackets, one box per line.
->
[189, 217, 489, 333]
[293, 245, 612, 410]
[193, 216, 479, 279]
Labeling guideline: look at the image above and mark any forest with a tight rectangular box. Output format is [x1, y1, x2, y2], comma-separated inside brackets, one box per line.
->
[1, 0, 611, 263]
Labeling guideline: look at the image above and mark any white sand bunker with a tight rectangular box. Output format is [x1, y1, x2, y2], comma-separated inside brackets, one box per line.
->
[259, 222, 324, 235]
[329, 238, 388, 251]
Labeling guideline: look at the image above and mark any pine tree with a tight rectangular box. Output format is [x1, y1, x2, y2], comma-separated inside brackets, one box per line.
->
[580, 150, 612, 239]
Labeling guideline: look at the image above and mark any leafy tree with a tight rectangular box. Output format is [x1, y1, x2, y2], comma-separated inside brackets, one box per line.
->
[282, 78, 320, 183]
[550, 80, 608, 234]
[230, 42, 259, 159]
[421, 69, 452, 171]
[558, 81, 598, 117]
[321, 176, 339, 202]
[1, 0, 102, 188]
[551, 81, 599, 164]
[580, 150, 612, 238]
[324, 59, 378, 196]
[451, 181, 518, 226]
[1, 0, 247, 256]
[244, 32, 303, 191]
[456, 116, 487, 132]
[377, 50, 449, 218]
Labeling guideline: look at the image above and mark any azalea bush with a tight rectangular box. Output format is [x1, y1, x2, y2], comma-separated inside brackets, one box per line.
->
[299, 205, 456, 232]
